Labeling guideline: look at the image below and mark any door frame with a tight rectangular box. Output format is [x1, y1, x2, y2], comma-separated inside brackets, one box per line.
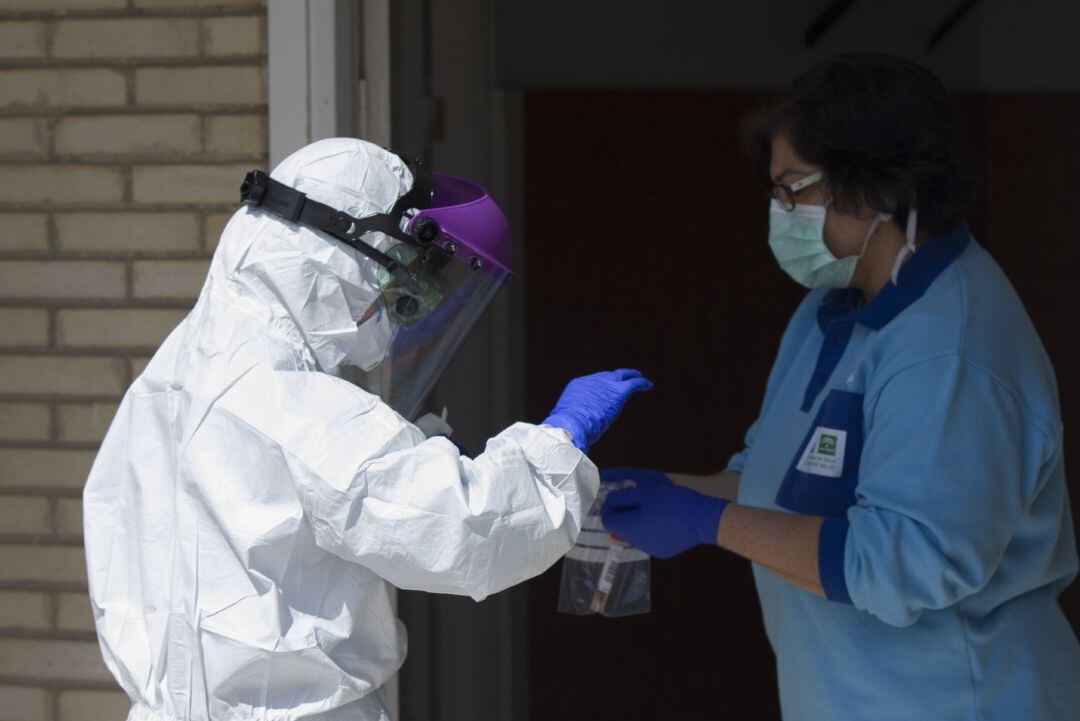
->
[267, 1, 529, 719]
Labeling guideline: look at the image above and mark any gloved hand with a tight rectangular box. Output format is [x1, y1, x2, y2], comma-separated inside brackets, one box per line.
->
[600, 485, 728, 559]
[599, 467, 674, 490]
[541, 369, 653, 451]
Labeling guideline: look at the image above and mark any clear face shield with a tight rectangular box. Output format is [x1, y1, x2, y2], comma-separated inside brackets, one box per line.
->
[347, 242, 508, 418]
[240, 160, 514, 420]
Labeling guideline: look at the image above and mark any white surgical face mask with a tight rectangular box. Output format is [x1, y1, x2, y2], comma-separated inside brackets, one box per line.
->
[344, 299, 395, 371]
[768, 199, 891, 289]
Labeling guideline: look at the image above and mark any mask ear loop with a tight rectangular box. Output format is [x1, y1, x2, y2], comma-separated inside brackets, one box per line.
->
[847, 211, 891, 282]
[861, 212, 891, 254]
[890, 207, 919, 286]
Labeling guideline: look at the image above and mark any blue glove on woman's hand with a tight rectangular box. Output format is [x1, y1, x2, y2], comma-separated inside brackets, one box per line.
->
[600, 485, 728, 559]
[599, 467, 674, 490]
[542, 369, 653, 451]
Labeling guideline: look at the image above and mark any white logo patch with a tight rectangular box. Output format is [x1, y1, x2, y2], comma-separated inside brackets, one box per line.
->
[795, 426, 847, 478]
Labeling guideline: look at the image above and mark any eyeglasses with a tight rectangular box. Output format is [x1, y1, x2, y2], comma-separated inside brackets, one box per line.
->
[770, 171, 824, 212]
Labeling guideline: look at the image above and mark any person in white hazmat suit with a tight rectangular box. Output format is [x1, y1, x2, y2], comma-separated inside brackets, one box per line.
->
[83, 138, 652, 721]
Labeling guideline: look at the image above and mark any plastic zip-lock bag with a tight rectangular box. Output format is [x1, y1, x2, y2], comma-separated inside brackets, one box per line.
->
[558, 480, 651, 617]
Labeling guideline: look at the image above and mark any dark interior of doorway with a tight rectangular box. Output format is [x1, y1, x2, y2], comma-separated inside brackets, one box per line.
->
[522, 89, 1080, 720]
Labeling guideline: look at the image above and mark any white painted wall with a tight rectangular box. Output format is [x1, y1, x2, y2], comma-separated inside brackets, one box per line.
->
[267, 0, 362, 167]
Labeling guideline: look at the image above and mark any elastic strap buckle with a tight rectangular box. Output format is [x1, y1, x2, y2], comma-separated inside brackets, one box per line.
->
[239, 170, 267, 206]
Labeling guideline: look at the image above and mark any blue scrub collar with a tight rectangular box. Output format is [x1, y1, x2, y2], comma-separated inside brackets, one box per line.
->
[819, 226, 971, 332]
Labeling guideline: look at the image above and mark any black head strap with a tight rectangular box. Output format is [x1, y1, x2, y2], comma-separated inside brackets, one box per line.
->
[392, 156, 435, 218]
[239, 156, 436, 294]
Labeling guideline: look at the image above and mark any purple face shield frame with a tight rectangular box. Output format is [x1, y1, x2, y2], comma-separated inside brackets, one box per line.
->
[407, 173, 514, 276]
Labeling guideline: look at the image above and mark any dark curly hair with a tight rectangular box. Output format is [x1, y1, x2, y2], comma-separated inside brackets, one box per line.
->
[742, 53, 978, 235]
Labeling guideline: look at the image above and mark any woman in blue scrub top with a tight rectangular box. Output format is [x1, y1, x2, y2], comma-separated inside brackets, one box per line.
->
[601, 54, 1080, 721]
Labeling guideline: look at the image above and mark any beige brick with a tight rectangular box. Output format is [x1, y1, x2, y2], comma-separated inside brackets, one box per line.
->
[0, 261, 126, 299]
[132, 260, 207, 299]
[0, 403, 50, 442]
[0, 214, 47, 251]
[57, 212, 200, 253]
[0, 118, 48, 157]
[203, 211, 234, 252]
[0, 69, 126, 110]
[130, 357, 151, 378]
[0, 166, 124, 204]
[58, 308, 186, 349]
[136, 0, 260, 6]
[2, 0, 125, 8]
[0, 545, 87, 585]
[0, 639, 111, 682]
[0, 685, 50, 721]
[59, 689, 131, 721]
[0, 448, 97, 490]
[63, 692, 132, 721]
[56, 115, 201, 157]
[0, 308, 49, 347]
[0, 496, 51, 535]
[132, 164, 249, 204]
[135, 66, 264, 107]
[54, 18, 198, 60]
[57, 592, 94, 632]
[203, 16, 264, 57]
[57, 402, 118, 444]
[55, 498, 82, 537]
[0, 356, 127, 397]
[0, 591, 51, 630]
[204, 114, 266, 157]
[0, 22, 47, 60]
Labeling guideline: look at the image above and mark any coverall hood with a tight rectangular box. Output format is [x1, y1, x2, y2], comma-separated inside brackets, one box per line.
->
[213, 137, 412, 372]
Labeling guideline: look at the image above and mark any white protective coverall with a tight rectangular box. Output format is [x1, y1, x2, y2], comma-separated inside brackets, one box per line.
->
[83, 139, 598, 721]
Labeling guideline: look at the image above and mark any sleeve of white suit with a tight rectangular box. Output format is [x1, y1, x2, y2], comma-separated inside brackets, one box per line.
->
[217, 366, 598, 601]
[309, 423, 597, 600]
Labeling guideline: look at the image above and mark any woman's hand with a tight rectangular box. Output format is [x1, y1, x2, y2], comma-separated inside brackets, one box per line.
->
[601, 484, 728, 559]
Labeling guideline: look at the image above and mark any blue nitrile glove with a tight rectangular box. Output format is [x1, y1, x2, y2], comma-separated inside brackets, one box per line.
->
[600, 485, 729, 559]
[599, 467, 674, 490]
[541, 369, 653, 451]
